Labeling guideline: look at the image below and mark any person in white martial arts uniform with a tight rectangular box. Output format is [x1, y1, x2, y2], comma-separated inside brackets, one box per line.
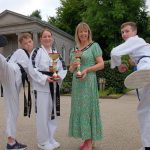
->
[28, 28, 67, 150]
[110, 21, 150, 150]
[0, 33, 34, 150]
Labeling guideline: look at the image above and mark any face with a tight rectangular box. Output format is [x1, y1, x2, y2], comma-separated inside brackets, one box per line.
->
[21, 38, 33, 53]
[121, 25, 136, 41]
[40, 30, 53, 49]
[78, 27, 89, 43]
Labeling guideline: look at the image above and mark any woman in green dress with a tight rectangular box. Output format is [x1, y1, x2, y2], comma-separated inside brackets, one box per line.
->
[69, 22, 104, 150]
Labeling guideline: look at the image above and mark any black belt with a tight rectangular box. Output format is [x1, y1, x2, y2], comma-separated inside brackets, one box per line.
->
[1, 85, 3, 97]
[17, 63, 32, 118]
[39, 71, 60, 120]
[1, 64, 32, 118]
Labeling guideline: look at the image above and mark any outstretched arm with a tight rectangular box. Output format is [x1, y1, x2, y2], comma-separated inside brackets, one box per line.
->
[111, 36, 146, 68]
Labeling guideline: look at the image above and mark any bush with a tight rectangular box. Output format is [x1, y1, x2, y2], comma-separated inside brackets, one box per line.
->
[60, 60, 133, 95]
[97, 60, 132, 94]
[60, 67, 72, 94]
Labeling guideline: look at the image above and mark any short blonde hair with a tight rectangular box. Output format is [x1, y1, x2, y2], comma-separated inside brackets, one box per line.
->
[19, 32, 32, 44]
[75, 22, 93, 47]
[121, 21, 137, 31]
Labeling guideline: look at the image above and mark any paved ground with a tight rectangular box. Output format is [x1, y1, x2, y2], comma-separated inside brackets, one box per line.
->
[0, 90, 142, 150]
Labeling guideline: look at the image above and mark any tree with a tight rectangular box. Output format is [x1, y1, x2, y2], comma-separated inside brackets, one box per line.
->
[48, 0, 149, 60]
[82, 0, 149, 59]
[30, 10, 42, 20]
[48, 0, 87, 35]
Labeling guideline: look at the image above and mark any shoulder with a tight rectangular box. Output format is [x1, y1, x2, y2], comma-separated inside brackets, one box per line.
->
[91, 42, 102, 49]
[32, 47, 41, 55]
[130, 35, 145, 42]
[14, 48, 23, 53]
[91, 42, 100, 47]
[30, 47, 41, 59]
[13, 48, 27, 56]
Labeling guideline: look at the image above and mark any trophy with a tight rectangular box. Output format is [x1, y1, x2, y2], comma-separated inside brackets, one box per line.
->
[73, 49, 83, 78]
[48, 52, 60, 80]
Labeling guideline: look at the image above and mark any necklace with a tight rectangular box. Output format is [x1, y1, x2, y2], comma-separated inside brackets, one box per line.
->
[76, 42, 94, 52]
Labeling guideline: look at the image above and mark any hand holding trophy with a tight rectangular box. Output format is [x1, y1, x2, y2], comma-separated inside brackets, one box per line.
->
[73, 49, 83, 78]
[48, 52, 60, 80]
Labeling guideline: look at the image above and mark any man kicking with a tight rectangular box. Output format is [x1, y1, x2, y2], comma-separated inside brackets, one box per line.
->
[111, 21, 150, 150]
[0, 33, 33, 150]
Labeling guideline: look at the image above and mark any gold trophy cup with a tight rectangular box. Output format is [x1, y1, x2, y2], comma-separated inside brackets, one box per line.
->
[48, 53, 60, 80]
[74, 50, 83, 78]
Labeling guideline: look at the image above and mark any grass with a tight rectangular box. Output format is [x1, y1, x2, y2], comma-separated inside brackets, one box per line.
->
[61, 89, 130, 99]
[99, 88, 130, 99]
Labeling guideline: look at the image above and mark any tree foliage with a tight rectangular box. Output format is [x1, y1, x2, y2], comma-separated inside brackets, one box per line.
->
[30, 10, 42, 20]
[48, 0, 87, 35]
[82, 0, 149, 59]
[48, 0, 150, 60]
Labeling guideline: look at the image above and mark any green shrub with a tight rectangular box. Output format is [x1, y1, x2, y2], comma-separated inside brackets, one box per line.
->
[97, 60, 133, 94]
[60, 67, 73, 94]
[61, 60, 133, 95]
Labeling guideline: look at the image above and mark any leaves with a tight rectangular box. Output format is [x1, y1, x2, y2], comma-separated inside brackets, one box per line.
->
[30, 10, 42, 20]
[48, 0, 149, 60]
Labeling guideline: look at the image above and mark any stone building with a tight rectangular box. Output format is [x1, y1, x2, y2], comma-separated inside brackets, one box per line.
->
[0, 10, 75, 65]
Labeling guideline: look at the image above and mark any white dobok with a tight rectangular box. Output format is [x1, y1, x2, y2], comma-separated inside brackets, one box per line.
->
[111, 35, 150, 147]
[0, 49, 30, 138]
[29, 45, 67, 145]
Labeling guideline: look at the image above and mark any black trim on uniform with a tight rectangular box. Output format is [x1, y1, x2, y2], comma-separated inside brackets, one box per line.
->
[1, 49, 32, 117]
[31, 47, 40, 68]
[17, 63, 32, 117]
[1, 85, 3, 97]
[39, 71, 60, 120]
[31, 47, 65, 120]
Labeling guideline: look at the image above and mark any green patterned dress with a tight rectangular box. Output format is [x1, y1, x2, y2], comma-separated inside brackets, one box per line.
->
[69, 42, 103, 141]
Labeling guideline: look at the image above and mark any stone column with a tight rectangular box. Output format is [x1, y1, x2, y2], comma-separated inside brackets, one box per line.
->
[32, 31, 39, 48]
[16, 32, 21, 48]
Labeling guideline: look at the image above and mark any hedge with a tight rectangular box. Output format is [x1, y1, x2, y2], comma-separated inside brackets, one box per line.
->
[97, 60, 132, 94]
[60, 60, 133, 94]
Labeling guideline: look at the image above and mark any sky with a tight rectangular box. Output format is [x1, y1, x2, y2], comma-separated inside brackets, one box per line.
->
[146, 0, 150, 14]
[0, 0, 61, 21]
[0, 0, 150, 21]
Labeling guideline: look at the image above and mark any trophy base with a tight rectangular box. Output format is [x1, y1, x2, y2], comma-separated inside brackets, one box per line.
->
[52, 74, 60, 81]
[53, 77, 60, 81]
[76, 75, 83, 78]
[76, 71, 82, 78]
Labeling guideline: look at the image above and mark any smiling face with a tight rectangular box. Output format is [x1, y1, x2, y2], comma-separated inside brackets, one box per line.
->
[75, 22, 92, 47]
[78, 26, 89, 44]
[40, 30, 53, 49]
[121, 25, 137, 41]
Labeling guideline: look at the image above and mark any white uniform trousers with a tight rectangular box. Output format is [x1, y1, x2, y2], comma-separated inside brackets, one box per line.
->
[0, 54, 20, 138]
[137, 57, 150, 147]
[36, 91, 57, 145]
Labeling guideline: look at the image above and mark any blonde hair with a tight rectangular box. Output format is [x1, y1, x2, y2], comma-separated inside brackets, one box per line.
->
[19, 32, 32, 44]
[75, 22, 93, 47]
[121, 21, 137, 31]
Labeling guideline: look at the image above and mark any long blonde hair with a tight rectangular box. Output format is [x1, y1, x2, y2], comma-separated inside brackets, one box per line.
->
[75, 22, 93, 47]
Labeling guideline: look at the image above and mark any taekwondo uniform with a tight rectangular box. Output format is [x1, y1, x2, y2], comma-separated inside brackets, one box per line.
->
[111, 35, 150, 147]
[0, 49, 30, 139]
[28, 45, 67, 146]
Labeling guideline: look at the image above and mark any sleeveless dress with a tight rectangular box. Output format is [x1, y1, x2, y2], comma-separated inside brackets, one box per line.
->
[69, 42, 103, 141]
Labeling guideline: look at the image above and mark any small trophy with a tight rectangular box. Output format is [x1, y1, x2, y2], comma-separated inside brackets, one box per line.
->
[73, 49, 83, 78]
[48, 52, 60, 80]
